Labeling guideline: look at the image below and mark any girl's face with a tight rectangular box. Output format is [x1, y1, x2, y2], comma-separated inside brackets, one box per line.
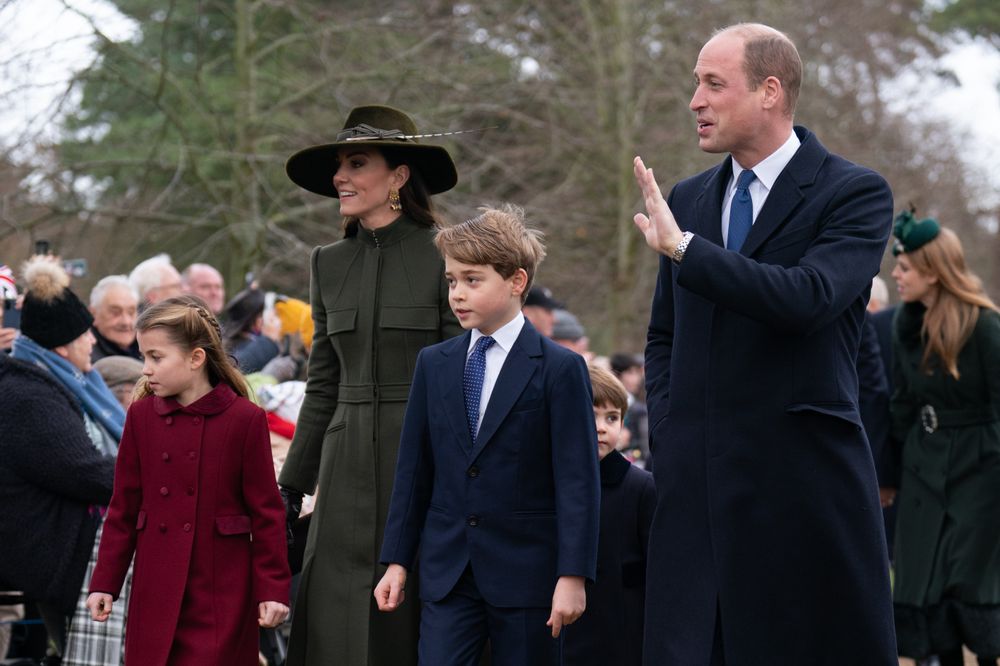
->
[137, 327, 201, 400]
[891, 254, 937, 305]
[331, 147, 406, 224]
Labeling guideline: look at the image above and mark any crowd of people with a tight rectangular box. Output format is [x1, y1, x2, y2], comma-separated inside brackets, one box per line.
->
[0, 19, 997, 666]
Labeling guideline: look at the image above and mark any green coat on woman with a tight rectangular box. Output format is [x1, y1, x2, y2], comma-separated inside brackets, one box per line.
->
[891, 302, 1000, 659]
[279, 214, 462, 666]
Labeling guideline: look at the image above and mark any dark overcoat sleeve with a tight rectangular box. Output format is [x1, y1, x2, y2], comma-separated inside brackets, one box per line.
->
[279, 245, 341, 494]
[675, 170, 892, 335]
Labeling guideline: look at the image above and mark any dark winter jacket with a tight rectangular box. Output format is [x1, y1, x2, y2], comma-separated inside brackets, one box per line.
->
[0, 353, 116, 612]
[563, 451, 655, 666]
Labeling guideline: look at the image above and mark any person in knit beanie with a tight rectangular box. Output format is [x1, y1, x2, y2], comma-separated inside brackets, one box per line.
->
[12, 255, 125, 454]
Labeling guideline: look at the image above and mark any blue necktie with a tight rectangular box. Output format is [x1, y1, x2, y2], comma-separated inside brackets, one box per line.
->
[727, 169, 757, 252]
[463, 336, 496, 442]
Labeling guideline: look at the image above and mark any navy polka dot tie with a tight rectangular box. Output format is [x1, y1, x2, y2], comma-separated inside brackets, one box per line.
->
[463, 335, 496, 442]
[727, 169, 756, 252]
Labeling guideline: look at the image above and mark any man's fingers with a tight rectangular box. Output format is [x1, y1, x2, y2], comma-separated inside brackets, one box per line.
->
[547, 610, 563, 638]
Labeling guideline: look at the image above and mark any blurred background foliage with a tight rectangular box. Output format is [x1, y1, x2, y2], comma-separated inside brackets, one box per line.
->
[1, 0, 997, 352]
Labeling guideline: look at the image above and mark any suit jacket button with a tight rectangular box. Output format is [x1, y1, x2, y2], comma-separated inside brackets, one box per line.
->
[158, 523, 167, 533]
[183, 523, 192, 532]
[162, 452, 170, 462]
[160, 486, 169, 497]
[193, 416, 201, 425]
[188, 451, 196, 460]
[467, 466, 479, 478]
[467, 515, 479, 527]
[165, 417, 173, 425]
[186, 486, 194, 496]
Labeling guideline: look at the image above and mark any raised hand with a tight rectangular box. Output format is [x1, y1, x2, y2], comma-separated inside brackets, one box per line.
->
[633, 156, 683, 256]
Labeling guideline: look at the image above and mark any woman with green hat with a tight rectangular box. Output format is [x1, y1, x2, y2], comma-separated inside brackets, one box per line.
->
[278, 105, 463, 666]
[889, 212, 1000, 666]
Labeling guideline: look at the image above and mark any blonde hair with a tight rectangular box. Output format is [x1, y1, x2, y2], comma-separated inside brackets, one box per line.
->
[434, 205, 546, 303]
[134, 295, 250, 399]
[903, 227, 998, 379]
[588, 364, 629, 415]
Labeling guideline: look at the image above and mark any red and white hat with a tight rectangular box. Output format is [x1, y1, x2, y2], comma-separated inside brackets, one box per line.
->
[0, 263, 16, 300]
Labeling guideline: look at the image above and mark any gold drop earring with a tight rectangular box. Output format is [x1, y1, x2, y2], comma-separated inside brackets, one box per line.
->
[389, 189, 402, 212]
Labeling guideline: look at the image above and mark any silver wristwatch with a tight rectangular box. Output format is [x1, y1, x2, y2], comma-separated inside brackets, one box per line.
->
[671, 231, 694, 264]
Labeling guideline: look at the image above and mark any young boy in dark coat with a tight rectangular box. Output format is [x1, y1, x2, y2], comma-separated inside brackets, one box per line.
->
[374, 205, 600, 666]
[563, 364, 656, 666]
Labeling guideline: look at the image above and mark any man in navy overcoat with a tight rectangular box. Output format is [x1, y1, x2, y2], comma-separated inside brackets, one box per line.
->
[632, 23, 897, 665]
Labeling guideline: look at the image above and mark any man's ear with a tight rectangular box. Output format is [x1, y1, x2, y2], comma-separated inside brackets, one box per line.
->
[760, 75, 783, 111]
[53, 344, 71, 362]
[190, 347, 207, 371]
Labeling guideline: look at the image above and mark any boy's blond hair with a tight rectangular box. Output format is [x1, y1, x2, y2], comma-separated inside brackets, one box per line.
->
[434, 205, 546, 303]
[588, 364, 629, 415]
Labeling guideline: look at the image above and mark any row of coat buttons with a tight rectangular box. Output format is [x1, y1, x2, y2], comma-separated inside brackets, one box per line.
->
[157, 522, 193, 533]
[161, 452, 198, 461]
[164, 416, 202, 425]
[158, 487, 195, 496]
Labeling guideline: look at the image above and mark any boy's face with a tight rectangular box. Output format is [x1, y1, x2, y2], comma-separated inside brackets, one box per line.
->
[594, 402, 623, 460]
[445, 257, 527, 336]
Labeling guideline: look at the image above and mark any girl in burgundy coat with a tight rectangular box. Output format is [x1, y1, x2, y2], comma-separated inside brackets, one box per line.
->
[86, 296, 291, 666]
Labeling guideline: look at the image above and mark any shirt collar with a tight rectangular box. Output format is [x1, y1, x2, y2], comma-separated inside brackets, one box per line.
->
[731, 130, 800, 193]
[469, 311, 525, 355]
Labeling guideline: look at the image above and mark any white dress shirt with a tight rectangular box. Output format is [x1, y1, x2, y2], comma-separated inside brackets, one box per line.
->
[721, 130, 801, 247]
[467, 311, 525, 437]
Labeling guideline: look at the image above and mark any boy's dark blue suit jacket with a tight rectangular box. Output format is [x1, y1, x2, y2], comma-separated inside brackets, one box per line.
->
[380, 319, 600, 608]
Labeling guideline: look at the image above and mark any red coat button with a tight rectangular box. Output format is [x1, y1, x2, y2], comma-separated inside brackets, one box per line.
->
[165, 417, 173, 425]
[193, 416, 201, 425]
[186, 487, 194, 496]
[158, 523, 167, 533]
[188, 451, 196, 460]
[162, 452, 170, 462]
[160, 487, 169, 497]
[183, 523, 192, 532]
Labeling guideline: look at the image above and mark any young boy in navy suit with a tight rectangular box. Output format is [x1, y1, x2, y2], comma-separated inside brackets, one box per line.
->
[374, 205, 600, 666]
[562, 364, 656, 666]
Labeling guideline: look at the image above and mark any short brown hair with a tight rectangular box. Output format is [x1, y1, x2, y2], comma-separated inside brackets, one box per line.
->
[588, 364, 628, 415]
[434, 205, 546, 303]
[719, 23, 802, 117]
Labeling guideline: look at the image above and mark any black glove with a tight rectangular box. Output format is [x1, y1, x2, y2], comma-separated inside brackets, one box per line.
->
[279, 485, 304, 548]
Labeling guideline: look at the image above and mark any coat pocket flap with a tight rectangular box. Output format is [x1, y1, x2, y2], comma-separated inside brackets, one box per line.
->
[215, 515, 252, 536]
[135, 510, 147, 530]
[326, 308, 357, 335]
[380, 305, 439, 331]
[785, 401, 862, 428]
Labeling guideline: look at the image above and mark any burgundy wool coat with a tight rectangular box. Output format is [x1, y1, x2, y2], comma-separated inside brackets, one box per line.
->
[90, 382, 290, 666]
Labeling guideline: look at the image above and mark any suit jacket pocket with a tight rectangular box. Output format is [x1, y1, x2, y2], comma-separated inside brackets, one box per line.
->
[758, 222, 817, 254]
[380, 305, 439, 331]
[326, 308, 357, 335]
[215, 515, 252, 536]
[785, 401, 862, 430]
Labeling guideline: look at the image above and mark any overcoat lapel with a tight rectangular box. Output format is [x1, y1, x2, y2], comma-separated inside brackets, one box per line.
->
[469, 325, 543, 462]
[436, 331, 474, 453]
[740, 127, 824, 257]
[694, 162, 730, 248]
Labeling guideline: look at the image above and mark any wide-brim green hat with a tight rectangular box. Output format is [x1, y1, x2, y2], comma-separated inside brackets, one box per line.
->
[286, 105, 458, 198]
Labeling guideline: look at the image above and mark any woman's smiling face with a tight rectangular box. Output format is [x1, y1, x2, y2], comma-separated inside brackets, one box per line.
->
[332, 147, 403, 223]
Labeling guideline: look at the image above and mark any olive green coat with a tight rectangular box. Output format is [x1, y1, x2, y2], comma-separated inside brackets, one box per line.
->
[891, 303, 1000, 658]
[279, 215, 462, 666]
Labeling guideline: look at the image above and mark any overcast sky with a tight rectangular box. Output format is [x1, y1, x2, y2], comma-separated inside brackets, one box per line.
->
[1, 0, 998, 195]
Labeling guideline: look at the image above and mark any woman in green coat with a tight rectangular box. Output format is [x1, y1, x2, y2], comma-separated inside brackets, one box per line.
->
[889, 211, 1000, 666]
[278, 105, 463, 666]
